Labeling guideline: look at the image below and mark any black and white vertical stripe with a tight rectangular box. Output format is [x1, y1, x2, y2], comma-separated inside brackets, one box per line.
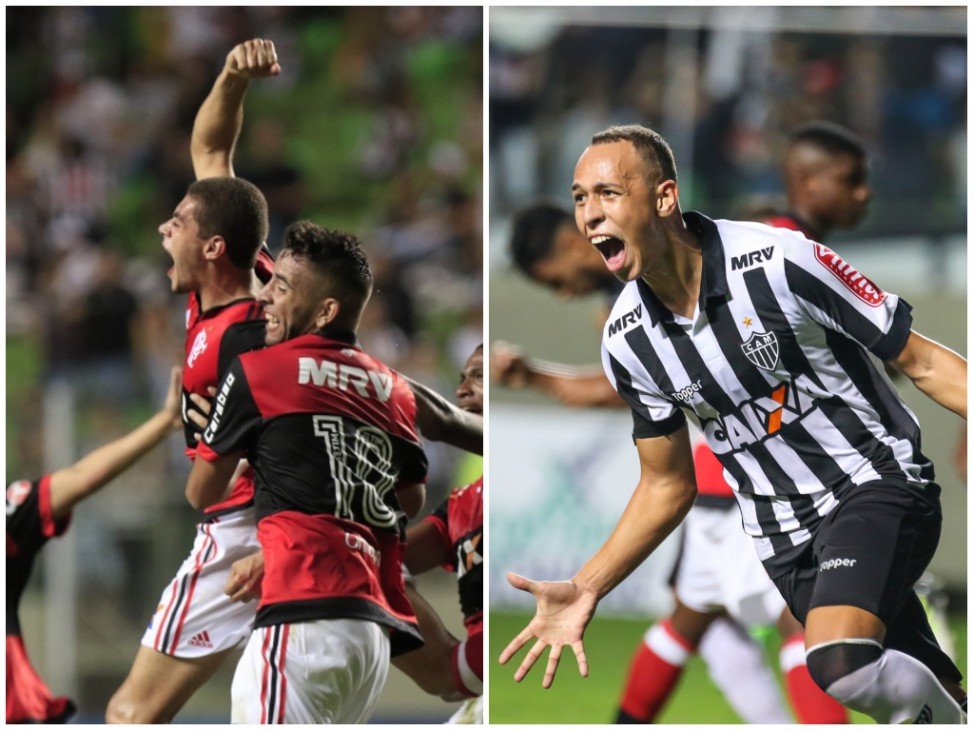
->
[601, 214, 934, 565]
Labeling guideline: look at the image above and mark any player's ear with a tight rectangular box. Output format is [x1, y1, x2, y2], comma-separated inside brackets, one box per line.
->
[656, 180, 679, 218]
[314, 298, 341, 329]
[203, 236, 227, 262]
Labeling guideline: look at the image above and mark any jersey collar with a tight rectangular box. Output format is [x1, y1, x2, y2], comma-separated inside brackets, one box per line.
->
[636, 211, 728, 326]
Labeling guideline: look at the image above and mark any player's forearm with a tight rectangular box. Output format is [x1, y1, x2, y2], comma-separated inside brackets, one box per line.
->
[50, 410, 175, 516]
[186, 454, 239, 509]
[527, 367, 625, 408]
[191, 69, 249, 179]
[407, 377, 483, 454]
[572, 477, 696, 600]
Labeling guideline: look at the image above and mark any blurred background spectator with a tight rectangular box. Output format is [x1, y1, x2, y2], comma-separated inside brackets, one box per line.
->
[7, 6, 481, 723]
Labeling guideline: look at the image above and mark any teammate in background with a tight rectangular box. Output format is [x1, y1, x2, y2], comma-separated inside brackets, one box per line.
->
[501, 124, 966, 724]
[187, 221, 425, 723]
[763, 121, 871, 242]
[106, 40, 279, 725]
[394, 344, 485, 723]
[8, 367, 182, 724]
[495, 204, 843, 724]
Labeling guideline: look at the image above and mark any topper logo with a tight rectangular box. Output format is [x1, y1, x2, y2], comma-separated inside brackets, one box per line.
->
[672, 380, 702, 403]
[814, 244, 887, 307]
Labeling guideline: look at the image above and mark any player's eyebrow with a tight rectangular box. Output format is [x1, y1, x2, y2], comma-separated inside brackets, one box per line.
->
[273, 272, 292, 288]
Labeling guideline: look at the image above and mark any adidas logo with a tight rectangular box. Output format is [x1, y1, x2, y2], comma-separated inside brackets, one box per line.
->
[188, 631, 214, 649]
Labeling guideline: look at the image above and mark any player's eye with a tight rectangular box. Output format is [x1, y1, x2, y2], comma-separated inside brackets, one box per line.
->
[573, 193, 586, 204]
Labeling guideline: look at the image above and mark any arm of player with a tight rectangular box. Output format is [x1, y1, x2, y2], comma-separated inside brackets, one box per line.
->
[48, 367, 182, 522]
[406, 377, 483, 455]
[404, 518, 450, 575]
[225, 549, 265, 602]
[191, 38, 281, 180]
[888, 330, 966, 420]
[499, 424, 697, 688]
[392, 584, 466, 701]
[185, 451, 242, 510]
[492, 342, 626, 408]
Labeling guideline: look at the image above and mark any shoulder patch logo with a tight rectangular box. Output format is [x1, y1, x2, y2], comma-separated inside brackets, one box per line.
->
[741, 331, 780, 371]
[187, 329, 208, 368]
[814, 244, 887, 307]
[730, 246, 775, 271]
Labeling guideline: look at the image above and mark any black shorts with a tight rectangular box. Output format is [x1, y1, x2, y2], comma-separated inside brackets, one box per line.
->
[770, 479, 961, 683]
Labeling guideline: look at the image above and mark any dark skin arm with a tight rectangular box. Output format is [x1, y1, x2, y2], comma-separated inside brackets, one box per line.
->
[407, 377, 483, 455]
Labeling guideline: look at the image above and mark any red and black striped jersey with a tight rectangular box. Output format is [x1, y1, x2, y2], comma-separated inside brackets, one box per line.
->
[423, 476, 483, 632]
[182, 248, 274, 516]
[197, 331, 428, 654]
[6, 477, 70, 637]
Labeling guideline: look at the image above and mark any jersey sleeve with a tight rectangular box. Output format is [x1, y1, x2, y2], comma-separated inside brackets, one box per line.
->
[783, 240, 912, 361]
[6, 476, 69, 554]
[218, 319, 267, 378]
[197, 358, 263, 461]
[601, 340, 686, 440]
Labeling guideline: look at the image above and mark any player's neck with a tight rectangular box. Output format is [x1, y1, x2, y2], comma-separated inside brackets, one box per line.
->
[641, 224, 702, 320]
[196, 268, 257, 312]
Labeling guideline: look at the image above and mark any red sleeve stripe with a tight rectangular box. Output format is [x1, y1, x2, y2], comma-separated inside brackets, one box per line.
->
[195, 442, 221, 463]
[37, 475, 58, 538]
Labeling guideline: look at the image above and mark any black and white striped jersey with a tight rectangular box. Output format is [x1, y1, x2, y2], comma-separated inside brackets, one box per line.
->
[601, 212, 934, 573]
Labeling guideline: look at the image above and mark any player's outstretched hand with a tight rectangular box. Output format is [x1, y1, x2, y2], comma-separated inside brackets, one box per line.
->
[225, 38, 281, 80]
[499, 572, 597, 688]
[491, 342, 532, 389]
[225, 549, 264, 602]
[163, 367, 183, 430]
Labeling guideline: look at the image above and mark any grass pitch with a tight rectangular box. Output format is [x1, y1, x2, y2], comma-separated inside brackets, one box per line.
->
[489, 611, 968, 724]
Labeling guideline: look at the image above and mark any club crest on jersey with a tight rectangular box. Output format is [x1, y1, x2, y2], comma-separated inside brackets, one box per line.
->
[741, 331, 779, 371]
[814, 244, 887, 306]
[187, 329, 208, 368]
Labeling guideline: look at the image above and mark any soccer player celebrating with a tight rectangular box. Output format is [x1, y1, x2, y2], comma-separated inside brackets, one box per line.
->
[496, 201, 847, 723]
[501, 125, 966, 724]
[8, 367, 182, 724]
[395, 344, 485, 722]
[106, 40, 279, 725]
[186, 221, 425, 723]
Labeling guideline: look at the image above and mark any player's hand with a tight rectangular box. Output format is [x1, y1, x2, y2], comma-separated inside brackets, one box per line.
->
[162, 367, 183, 430]
[225, 549, 264, 602]
[498, 572, 597, 688]
[224, 38, 281, 80]
[187, 388, 216, 441]
[491, 342, 533, 389]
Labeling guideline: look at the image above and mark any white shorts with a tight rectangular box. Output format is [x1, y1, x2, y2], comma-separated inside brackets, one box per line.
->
[673, 503, 786, 627]
[230, 618, 390, 724]
[447, 696, 483, 724]
[141, 507, 260, 657]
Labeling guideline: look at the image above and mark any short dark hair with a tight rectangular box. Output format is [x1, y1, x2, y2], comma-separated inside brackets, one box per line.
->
[282, 220, 373, 327]
[187, 177, 268, 270]
[591, 124, 678, 185]
[788, 121, 866, 159]
[509, 202, 574, 276]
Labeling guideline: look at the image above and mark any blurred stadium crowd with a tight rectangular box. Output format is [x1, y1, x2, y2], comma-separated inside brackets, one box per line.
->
[7, 6, 481, 719]
[490, 7, 966, 236]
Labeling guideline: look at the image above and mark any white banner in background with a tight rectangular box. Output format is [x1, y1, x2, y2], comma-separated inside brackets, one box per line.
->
[490, 404, 681, 618]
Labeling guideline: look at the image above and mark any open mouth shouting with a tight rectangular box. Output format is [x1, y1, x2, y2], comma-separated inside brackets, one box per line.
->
[591, 234, 627, 273]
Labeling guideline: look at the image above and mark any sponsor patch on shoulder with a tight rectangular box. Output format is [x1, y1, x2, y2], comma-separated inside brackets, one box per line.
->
[814, 244, 887, 306]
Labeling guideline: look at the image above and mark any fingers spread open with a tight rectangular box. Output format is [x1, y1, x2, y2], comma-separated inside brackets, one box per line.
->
[514, 637, 547, 683]
[498, 626, 532, 665]
[572, 640, 589, 678]
[543, 643, 563, 688]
